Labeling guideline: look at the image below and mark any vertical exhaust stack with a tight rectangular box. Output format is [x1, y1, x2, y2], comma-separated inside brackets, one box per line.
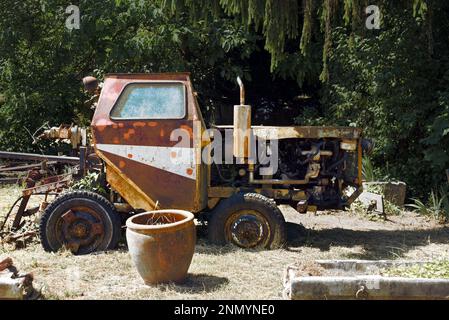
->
[233, 77, 251, 161]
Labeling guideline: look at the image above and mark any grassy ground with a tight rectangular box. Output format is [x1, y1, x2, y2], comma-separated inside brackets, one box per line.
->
[1, 185, 449, 300]
[382, 260, 449, 279]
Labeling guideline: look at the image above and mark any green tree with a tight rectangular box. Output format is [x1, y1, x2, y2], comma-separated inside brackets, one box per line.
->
[0, 0, 257, 151]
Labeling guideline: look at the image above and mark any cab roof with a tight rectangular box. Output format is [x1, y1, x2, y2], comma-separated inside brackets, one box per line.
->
[105, 73, 191, 81]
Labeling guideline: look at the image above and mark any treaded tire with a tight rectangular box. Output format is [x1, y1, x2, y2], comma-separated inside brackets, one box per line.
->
[39, 190, 122, 255]
[208, 193, 286, 249]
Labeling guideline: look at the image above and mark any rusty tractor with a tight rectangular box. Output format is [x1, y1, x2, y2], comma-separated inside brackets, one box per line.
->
[1, 73, 372, 253]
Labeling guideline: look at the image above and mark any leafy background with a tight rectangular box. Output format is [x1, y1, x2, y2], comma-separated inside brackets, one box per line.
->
[0, 0, 448, 199]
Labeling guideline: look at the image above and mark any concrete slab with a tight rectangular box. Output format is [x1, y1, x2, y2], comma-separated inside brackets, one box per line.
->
[287, 275, 449, 300]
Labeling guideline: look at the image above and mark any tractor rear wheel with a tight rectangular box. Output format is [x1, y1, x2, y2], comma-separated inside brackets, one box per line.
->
[39, 190, 122, 255]
[207, 193, 286, 249]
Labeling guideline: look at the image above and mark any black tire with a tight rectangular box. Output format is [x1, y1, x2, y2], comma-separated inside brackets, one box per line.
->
[208, 193, 286, 249]
[39, 190, 122, 255]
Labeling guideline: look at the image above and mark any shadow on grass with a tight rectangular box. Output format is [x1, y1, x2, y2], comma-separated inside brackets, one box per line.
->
[159, 273, 229, 294]
[286, 222, 449, 260]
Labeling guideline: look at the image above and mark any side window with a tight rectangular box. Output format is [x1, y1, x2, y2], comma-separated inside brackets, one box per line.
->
[110, 83, 186, 119]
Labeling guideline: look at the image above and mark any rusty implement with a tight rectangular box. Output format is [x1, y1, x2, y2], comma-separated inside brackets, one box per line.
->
[1, 173, 72, 232]
[38, 124, 87, 149]
[0, 151, 79, 164]
[21, 173, 72, 197]
[0, 146, 96, 233]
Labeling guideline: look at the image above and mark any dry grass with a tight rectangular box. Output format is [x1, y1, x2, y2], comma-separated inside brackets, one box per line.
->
[1, 185, 449, 299]
[1, 242, 304, 300]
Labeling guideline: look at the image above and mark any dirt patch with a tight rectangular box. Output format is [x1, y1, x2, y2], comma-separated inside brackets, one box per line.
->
[282, 206, 449, 261]
[286, 261, 325, 277]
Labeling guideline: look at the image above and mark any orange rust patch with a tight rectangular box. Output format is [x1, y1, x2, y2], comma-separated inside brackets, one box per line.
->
[127, 154, 133, 159]
[160, 129, 165, 137]
[118, 123, 125, 128]
[124, 128, 136, 140]
[170, 151, 177, 158]
[148, 122, 158, 127]
[133, 122, 146, 128]
[186, 168, 193, 176]
[119, 160, 126, 169]
[112, 124, 118, 129]
[180, 125, 193, 138]
[96, 126, 106, 132]
[113, 137, 120, 144]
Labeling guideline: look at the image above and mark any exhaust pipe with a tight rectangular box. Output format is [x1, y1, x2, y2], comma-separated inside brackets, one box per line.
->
[233, 77, 251, 160]
[237, 76, 245, 105]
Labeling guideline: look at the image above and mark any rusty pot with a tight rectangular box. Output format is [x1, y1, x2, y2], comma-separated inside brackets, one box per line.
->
[126, 210, 195, 285]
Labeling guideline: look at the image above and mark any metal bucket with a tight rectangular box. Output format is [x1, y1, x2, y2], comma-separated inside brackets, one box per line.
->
[126, 210, 196, 285]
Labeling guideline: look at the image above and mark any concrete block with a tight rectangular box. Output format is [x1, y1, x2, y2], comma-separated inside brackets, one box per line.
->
[287, 275, 449, 300]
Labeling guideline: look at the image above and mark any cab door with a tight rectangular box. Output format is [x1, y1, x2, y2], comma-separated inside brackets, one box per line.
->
[92, 74, 199, 212]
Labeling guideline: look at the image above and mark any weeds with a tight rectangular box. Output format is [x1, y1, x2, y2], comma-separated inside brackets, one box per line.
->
[351, 182, 403, 218]
[362, 157, 376, 182]
[408, 187, 449, 223]
[382, 260, 449, 279]
[71, 172, 108, 197]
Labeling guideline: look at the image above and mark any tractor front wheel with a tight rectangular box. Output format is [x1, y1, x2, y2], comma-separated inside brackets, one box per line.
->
[39, 190, 122, 255]
[208, 193, 286, 249]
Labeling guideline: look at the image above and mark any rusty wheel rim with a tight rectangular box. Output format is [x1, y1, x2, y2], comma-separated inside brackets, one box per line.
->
[55, 206, 105, 254]
[224, 210, 271, 248]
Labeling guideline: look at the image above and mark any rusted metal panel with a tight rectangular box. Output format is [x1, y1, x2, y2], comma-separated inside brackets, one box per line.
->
[207, 186, 307, 201]
[91, 73, 205, 213]
[105, 163, 157, 211]
[254, 126, 362, 140]
[104, 151, 195, 210]
[106, 73, 192, 81]
[214, 125, 362, 140]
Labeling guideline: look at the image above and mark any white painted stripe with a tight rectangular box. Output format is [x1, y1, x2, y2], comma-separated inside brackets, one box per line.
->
[96, 144, 196, 180]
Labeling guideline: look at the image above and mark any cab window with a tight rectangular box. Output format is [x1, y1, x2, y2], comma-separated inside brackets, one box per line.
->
[110, 83, 186, 119]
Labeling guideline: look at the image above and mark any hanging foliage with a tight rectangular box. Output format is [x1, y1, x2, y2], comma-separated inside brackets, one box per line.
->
[160, 0, 434, 82]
